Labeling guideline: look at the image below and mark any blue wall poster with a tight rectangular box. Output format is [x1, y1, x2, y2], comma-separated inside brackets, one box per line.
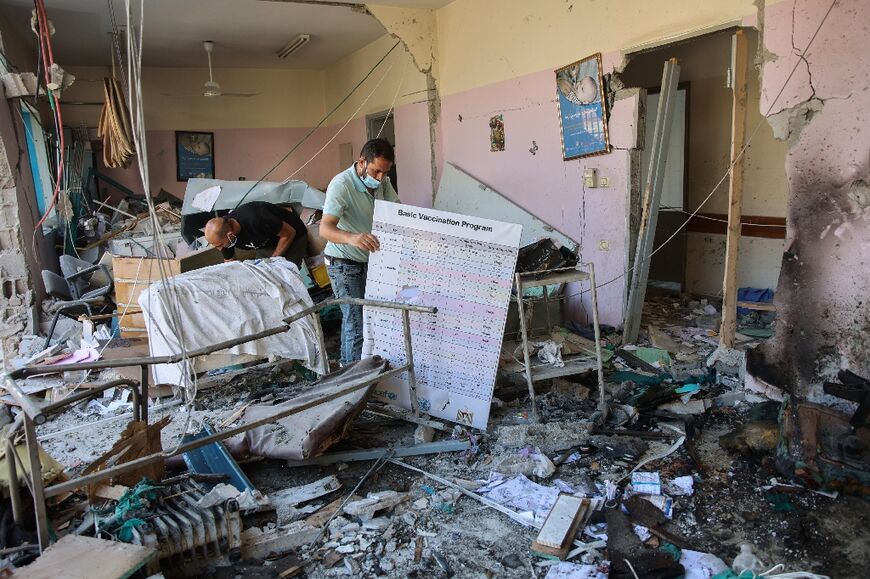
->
[555, 53, 610, 160]
[176, 131, 215, 181]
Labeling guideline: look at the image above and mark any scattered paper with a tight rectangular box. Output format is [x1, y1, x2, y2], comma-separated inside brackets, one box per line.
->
[666, 475, 695, 496]
[48, 347, 99, 366]
[633, 524, 652, 542]
[680, 549, 729, 579]
[544, 562, 609, 579]
[477, 474, 559, 523]
[191, 185, 222, 212]
[642, 495, 674, 519]
[631, 472, 661, 495]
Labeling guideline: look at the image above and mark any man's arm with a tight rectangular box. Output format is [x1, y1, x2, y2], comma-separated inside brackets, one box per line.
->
[320, 214, 380, 252]
[271, 222, 297, 257]
[221, 247, 236, 262]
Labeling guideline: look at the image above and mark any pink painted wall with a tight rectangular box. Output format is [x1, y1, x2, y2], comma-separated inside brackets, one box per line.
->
[100, 106, 426, 205]
[751, 0, 870, 401]
[438, 57, 636, 327]
[393, 100, 433, 208]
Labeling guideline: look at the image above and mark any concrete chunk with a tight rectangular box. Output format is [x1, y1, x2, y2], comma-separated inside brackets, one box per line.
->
[241, 521, 320, 560]
[496, 421, 593, 454]
[343, 490, 409, 521]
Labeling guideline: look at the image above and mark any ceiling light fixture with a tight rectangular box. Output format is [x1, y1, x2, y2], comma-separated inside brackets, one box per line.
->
[277, 34, 310, 59]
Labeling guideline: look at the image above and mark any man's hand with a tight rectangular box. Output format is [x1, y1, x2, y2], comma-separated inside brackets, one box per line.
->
[351, 233, 380, 252]
[224, 258, 236, 263]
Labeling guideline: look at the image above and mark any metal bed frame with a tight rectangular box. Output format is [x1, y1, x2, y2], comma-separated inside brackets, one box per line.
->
[1, 297, 436, 551]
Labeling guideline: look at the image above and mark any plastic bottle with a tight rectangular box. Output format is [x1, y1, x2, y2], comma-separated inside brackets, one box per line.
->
[732, 544, 764, 576]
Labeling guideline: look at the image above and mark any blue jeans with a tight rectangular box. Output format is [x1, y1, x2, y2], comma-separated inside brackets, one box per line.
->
[327, 261, 367, 365]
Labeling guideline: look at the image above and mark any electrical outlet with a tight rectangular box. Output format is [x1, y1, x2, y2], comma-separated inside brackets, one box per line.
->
[599, 177, 609, 187]
[583, 167, 598, 188]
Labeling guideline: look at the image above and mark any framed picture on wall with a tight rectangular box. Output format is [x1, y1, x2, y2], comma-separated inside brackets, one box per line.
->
[555, 53, 610, 160]
[176, 131, 215, 181]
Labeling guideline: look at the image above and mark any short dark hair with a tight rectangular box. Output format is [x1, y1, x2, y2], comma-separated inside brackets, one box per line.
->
[360, 138, 395, 163]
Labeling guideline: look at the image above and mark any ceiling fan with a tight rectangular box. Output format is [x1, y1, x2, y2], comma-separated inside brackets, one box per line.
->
[163, 41, 260, 98]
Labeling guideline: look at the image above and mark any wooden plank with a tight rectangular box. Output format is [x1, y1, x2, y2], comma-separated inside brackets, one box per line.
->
[720, 30, 748, 349]
[118, 310, 147, 330]
[623, 59, 681, 344]
[737, 300, 776, 312]
[94, 483, 129, 501]
[269, 475, 341, 509]
[114, 279, 154, 305]
[111, 255, 181, 282]
[19, 534, 155, 578]
[532, 495, 590, 560]
[304, 494, 360, 529]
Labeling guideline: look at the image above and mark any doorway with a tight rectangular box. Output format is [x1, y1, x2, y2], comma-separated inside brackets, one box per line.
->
[643, 85, 689, 293]
[366, 110, 398, 193]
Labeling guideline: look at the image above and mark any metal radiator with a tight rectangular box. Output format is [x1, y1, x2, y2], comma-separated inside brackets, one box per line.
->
[128, 479, 243, 569]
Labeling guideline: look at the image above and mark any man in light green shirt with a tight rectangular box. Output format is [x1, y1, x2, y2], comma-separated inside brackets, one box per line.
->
[320, 138, 399, 365]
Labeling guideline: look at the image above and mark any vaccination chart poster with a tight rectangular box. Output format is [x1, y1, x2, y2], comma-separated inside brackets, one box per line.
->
[555, 52, 611, 160]
[362, 201, 522, 430]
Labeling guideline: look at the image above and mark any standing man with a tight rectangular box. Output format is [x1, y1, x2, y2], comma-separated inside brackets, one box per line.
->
[320, 138, 399, 366]
[203, 201, 308, 268]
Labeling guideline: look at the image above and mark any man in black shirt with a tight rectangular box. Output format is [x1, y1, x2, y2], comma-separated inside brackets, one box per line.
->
[203, 201, 308, 268]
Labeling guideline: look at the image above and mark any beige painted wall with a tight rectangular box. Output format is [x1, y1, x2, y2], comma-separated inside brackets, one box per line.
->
[62, 66, 326, 130]
[434, 0, 769, 96]
[60, 32, 427, 132]
[323, 34, 428, 123]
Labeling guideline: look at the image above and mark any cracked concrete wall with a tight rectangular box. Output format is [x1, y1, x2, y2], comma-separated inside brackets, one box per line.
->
[367, 4, 442, 205]
[0, 19, 51, 362]
[749, 0, 870, 403]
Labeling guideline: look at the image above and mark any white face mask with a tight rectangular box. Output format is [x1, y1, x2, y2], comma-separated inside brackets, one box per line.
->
[225, 232, 238, 248]
[360, 161, 381, 189]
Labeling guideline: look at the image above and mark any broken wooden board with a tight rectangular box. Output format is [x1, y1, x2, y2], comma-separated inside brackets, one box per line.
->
[82, 415, 171, 493]
[241, 521, 320, 561]
[343, 490, 409, 521]
[20, 534, 156, 578]
[304, 494, 361, 529]
[270, 475, 341, 509]
[532, 495, 592, 560]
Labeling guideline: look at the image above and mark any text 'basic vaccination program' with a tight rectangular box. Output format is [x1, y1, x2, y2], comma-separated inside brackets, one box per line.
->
[397, 208, 493, 233]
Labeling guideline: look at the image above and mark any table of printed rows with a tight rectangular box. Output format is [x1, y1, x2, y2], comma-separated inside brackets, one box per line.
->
[365, 222, 518, 402]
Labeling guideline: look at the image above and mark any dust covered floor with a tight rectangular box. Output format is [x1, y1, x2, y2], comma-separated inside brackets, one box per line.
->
[19, 298, 870, 578]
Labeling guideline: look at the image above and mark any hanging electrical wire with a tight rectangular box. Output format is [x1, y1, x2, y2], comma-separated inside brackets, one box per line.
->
[233, 40, 401, 209]
[122, 0, 200, 447]
[281, 50, 406, 184]
[31, 0, 65, 232]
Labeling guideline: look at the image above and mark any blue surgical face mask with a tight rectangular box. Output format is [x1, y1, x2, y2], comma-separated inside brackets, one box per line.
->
[360, 162, 381, 189]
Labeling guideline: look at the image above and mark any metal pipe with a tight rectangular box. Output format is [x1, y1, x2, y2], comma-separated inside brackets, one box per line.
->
[24, 416, 49, 551]
[401, 309, 420, 417]
[312, 313, 328, 378]
[43, 362, 411, 498]
[11, 298, 438, 378]
[6, 438, 23, 524]
[140, 365, 149, 423]
[514, 273, 539, 423]
[2, 374, 46, 425]
[583, 262, 608, 421]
